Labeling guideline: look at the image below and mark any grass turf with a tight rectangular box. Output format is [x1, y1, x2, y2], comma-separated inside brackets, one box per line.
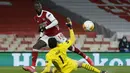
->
[0, 66, 130, 73]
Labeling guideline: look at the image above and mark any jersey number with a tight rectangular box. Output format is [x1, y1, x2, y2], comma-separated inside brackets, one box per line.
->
[59, 55, 64, 64]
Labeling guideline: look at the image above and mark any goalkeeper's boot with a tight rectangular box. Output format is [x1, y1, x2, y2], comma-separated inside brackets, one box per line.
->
[101, 71, 107, 73]
[23, 66, 37, 73]
[85, 56, 94, 66]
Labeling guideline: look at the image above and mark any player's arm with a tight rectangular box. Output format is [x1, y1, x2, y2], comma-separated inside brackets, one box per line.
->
[41, 54, 52, 73]
[65, 17, 76, 49]
[39, 25, 44, 38]
[34, 16, 44, 39]
[45, 11, 58, 30]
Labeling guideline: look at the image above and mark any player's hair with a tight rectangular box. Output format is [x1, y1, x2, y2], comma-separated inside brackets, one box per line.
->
[48, 38, 57, 48]
[34, 0, 41, 5]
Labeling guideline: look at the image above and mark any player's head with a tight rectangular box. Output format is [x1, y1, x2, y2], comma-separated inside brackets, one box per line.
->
[122, 36, 127, 42]
[34, 1, 42, 14]
[48, 38, 57, 48]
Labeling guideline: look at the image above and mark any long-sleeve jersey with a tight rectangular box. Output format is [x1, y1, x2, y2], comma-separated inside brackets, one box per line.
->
[42, 29, 75, 73]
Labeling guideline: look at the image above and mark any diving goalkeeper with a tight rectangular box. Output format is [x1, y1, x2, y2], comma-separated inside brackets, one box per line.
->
[41, 17, 107, 73]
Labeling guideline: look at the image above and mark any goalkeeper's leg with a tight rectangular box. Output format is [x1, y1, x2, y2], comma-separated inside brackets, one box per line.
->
[78, 61, 107, 73]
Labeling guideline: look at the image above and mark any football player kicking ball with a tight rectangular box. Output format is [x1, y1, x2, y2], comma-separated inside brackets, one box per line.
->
[41, 18, 107, 73]
[23, 1, 93, 73]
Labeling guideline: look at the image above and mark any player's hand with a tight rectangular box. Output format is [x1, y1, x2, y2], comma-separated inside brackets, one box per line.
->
[39, 26, 46, 32]
[66, 17, 72, 29]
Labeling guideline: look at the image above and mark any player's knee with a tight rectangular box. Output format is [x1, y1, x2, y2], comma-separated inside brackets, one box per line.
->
[33, 40, 47, 50]
[77, 61, 84, 68]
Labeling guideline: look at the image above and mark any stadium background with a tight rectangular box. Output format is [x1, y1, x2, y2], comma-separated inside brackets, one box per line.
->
[0, 0, 130, 73]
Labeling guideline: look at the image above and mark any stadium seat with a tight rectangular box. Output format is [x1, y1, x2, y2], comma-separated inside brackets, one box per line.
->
[100, 47, 108, 52]
[101, 44, 109, 48]
[86, 32, 96, 38]
[85, 38, 94, 44]
[83, 44, 92, 49]
[8, 44, 18, 51]
[21, 41, 32, 44]
[0, 47, 8, 52]
[81, 47, 90, 52]
[26, 47, 32, 51]
[86, 38, 94, 42]
[96, 35, 103, 38]
[17, 44, 28, 51]
[13, 40, 21, 44]
[110, 41, 119, 48]
[103, 38, 111, 42]
[89, 44, 100, 52]
[108, 47, 119, 52]
[0, 38, 4, 44]
[94, 38, 102, 43]
[0, 44, 9, 48]
[24, 37, 34, 42]
[100, 44, 109, 52]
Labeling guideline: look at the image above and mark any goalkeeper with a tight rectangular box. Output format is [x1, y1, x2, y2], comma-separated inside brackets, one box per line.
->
[41, 17, 107, 73]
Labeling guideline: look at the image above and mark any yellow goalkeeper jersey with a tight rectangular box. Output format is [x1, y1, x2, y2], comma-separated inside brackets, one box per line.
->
[43, 29, 76, 73]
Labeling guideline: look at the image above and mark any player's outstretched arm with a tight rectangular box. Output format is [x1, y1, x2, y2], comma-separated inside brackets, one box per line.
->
[66, 17, 76, 46]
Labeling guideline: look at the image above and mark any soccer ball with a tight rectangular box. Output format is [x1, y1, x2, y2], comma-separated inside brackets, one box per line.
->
[82, 20, 94, 31]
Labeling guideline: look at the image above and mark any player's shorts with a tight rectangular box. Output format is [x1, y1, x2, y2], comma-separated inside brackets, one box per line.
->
[40, 32, 67, 47]
[52, 59, 78, 73]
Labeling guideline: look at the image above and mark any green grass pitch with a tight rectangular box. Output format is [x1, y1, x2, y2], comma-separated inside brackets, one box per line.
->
[0, 66, 130, 73]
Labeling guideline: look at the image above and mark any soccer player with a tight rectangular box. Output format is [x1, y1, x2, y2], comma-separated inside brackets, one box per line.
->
[41, 18, 107, 73]
[23, 1, 93, 73]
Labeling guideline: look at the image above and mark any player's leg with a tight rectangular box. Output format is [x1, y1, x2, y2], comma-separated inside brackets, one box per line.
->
[68, 45, 94, 66]
[32, 40, 47, 66]
[77, 61, 107, 73]
[23, 35, 48, 73]
[51, 67, 61, 73]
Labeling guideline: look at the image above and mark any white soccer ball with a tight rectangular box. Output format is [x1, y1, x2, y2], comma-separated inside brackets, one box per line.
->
[82, 20, 94, 31]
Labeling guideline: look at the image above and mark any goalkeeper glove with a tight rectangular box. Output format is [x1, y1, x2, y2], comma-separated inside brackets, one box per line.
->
[66, 17, 72, 29]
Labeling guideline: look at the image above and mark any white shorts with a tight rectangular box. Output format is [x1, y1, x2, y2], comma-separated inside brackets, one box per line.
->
[40, 32, 67, 47]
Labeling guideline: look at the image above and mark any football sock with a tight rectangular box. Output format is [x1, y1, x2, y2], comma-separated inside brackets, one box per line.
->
[82, 63, 101, 73]
[85, 56, 94, 66]
[69, 46, 94, 65]
[32, 51, 38, 67]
